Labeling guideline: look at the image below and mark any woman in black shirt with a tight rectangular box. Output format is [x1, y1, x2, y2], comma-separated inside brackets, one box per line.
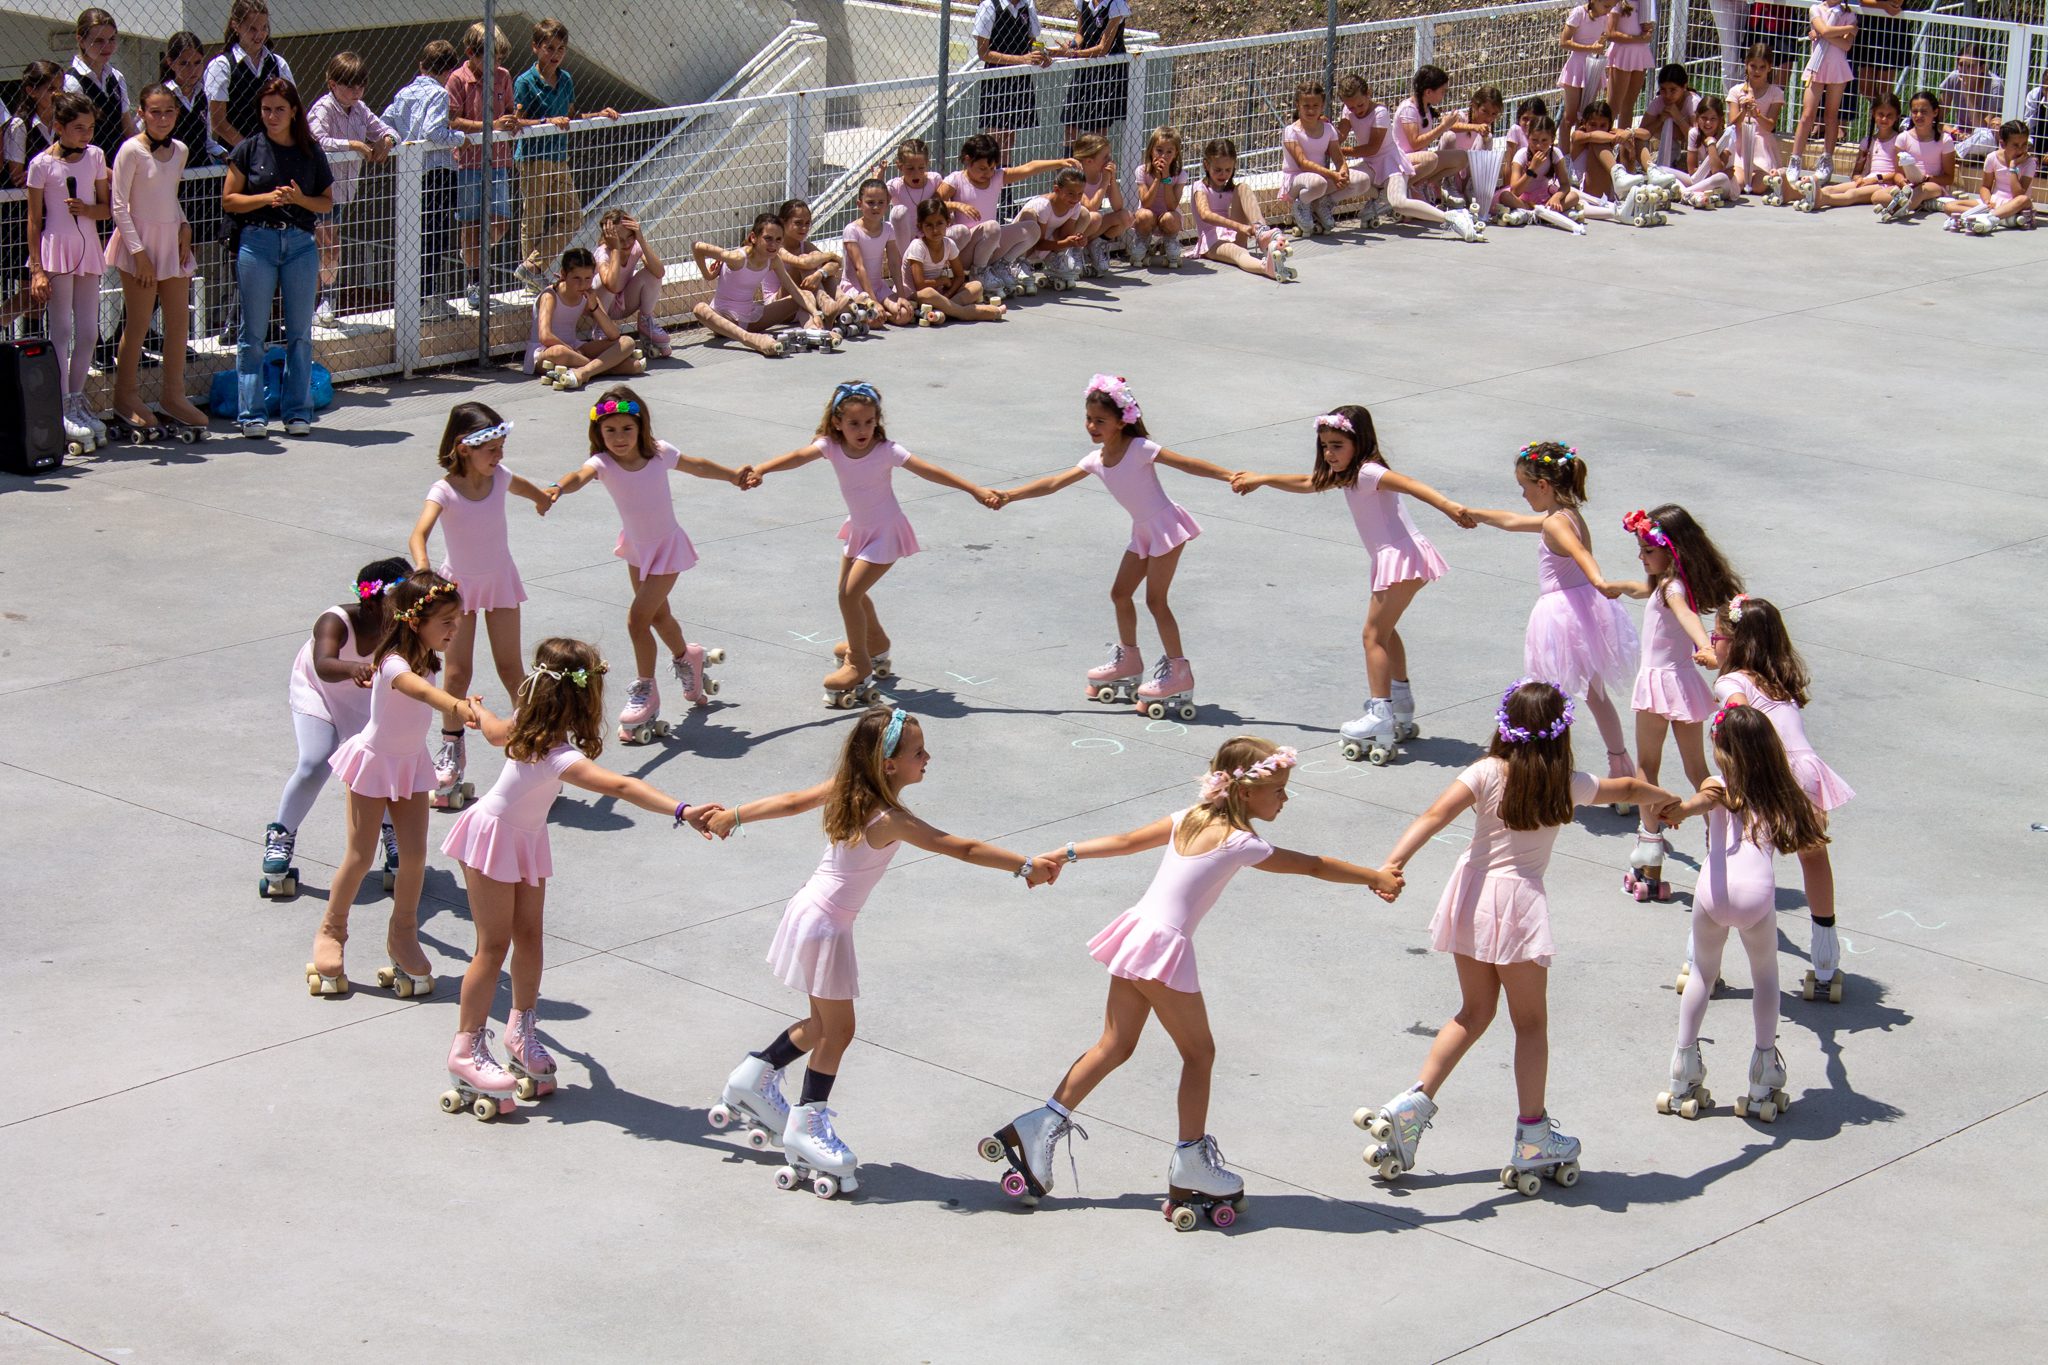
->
[221, 77, 331, 439]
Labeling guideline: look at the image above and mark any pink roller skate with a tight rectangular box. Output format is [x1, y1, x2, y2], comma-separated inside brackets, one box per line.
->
[430, 730, 473, 810]
[1084, 642, 1144, 703]
[1622, 825, 1671, 902]
[618, 676, 667, 744]
[503, 1006, 557, 1099]
[441, 1028, 520, 1120]
[672, 642, 726, 706]
[1134, 655, 1196, 722]
[640, 319, 673, 358]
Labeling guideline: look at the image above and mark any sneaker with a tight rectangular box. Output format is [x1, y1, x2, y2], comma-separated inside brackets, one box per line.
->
[513, 261, 549, 293]
[419, 294, 455, 319]
[315, 297, 337, 327]
[465, 284, 487, 312]
[241, 420, 268, 439]
[285, 418, 311, 437]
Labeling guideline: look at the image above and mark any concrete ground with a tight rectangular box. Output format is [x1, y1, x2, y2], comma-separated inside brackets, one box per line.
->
[4, 204, 2046, 1364]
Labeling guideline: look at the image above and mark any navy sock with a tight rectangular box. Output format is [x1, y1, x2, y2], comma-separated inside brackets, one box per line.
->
[799, 1067, 837, 1106]
[752, 1028, 805, 1071]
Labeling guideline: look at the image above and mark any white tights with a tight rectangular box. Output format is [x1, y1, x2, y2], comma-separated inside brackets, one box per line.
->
[1384, 172, 1449, 227]
[1677, 912, 1781, 1051]
[46, 272, 99, 396]
[277, 711, 341, 832]
[1286, 172, 1331, 206]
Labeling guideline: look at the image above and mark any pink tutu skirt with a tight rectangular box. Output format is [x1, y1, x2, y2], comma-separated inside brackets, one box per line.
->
[1372, 535, 1448, 592]
[328, 736, 436, 800]
[1559, 53, 1594, 88]
[441, 810, 552, 886]
[766, 896, 860, 1000]
[1789, 750, 1855, 812]
[105, 217, 194, 279]
[1806, 45, 1852, 86]
[1633, 662, 1716, 723]
[1126, 504, 1202, 559]
[1526, 585, 1641, 698]
[1608, 41, 1653, 73]
[1430, 862, 1555, 967]
[439, 558, 528, 614]
[1087, 910, 1200, 993]
[838, 514, 920, 565]
[615, 525, 699, 577]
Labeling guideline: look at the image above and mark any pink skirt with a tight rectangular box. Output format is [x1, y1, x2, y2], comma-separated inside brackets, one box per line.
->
[328, 736, 436, 801]
[1430, 862, 1555, 967]
[1526, 585, 1641, 698]
[767, 896, 860, 1000]
[441, 810, 552, 886]
[1632, 661, 1716, 723]
[1088, 909, 1200, 994]
[105, 217, 193, 279]
[1372, 535, 1448, 592]
[1608, 42, 1653, 74]
[838, 514, 920, 565]
[1127, 504, 1202, 559]
[37, 230, 105, 276]
[1559, 53, 1595, 88]
[440, 558, 528, 614]
[1790, 750, 1855, 812]
[616, 525, 699, 577]
[1806, 45, 1852, 86]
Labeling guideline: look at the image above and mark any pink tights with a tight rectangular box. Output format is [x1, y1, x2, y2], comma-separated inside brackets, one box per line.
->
[1678, 913, 1780, 1051]
[46, 272, 100, 395]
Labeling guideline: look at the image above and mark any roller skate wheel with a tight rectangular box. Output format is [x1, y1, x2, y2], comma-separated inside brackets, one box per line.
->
[473, 1096, 499, 1121]
[1679, 1096, 1701, 1120]
[1350, 1106, 1373, 1130]
[1177, 703, 1197, 722]
[1828, 977, 1843, 1003]
[1367, 744, 1391, 766]
[376, 966, 396, 989]
[1554, 1161, 1580, 1188]
[1000, 1171, 1030, 1199]
[1366, 1115, 1392, 1143]
[1145, 702, 1167, 720]
[812, 1174, 839, 1200]
[1209, 1201, 1237, 1228]
[1757, 1099, 1778, 1123]
[702, 679, 720, 697]
[746, 1127, 771, 1151]
[704, 647, 726, 664]
[1376, 1154, 1403, 1181]
[1674, 968, 1691, 993]
[1656, 1091, 1673, 1115]
[978, 1135, 1006, 1163]
[775, 1166, 799, 1191]
[1508, 1169, 1542, 1198]
[1167, 1203, 1198, 1232]
[707, 1104, 733, 1130]
[439, 1089, 465, 1114]
[1801, 970, 1818, 1000]
[1396, 723, 1419, 742]
[1094, 684, 1122, 703]
[1340, 741, 1364, 763]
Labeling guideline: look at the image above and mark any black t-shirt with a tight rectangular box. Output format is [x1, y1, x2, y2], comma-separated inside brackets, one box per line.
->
[226, 132, 333, 233]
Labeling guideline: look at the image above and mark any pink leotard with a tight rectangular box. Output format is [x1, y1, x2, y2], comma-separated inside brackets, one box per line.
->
[1713, 672, 1855, 811]
[1191, 181, 1239, 256]
[592, 240, 645, 314]
[1631, 580, 1714, 722]
[1558, 5, 1610, 88]
[27, 145, 107, 275]
[1692, 796, 1778, 929]
[1897, 130, 1955, 182]
[288, 606, 373, 734]
[1607, 2, 1653, 72]
[1350, 104, 1410, 181]
[1343, 463, 1447, 591]
[327, 654, 438, 800]
[1431, 758, 1601, 967]
[1982, 149, 2037, 200]
[839, 219, 896, 300]
[428, 465, 528, 613]
[581, 439, 699, 576]
[440, 741, 582, 886]
[1392, 99, 1435, 158]
[524, 285, 590, 374]
[943, 167, 1005, 223]
[825, 437, 920, 563]
[106, 138, 192, 278]
[1283, 118, 1338, 177]
[1515, 146, 1568, 202]
[1079, 438, 1201, 558]
[1087, 809, 1274, 993]
[1865, 131, 1900, 177]
[765, 814, 900, 1000]
[1018, 193, 1083, 244]
[1135, 164, 1182, 210]
[710, 252, 776, 323]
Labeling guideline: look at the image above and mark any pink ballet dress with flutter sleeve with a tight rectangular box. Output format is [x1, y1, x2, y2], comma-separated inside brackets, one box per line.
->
[1632, 579, 1714, 722]
[1353, 104, 1411, 183]
[26, 145, 107, 275]
[1805, 3, 1855, 86]
[1088, 809, 1273, 993]
[1079, 438, 1202, 558]
[287, 606, 374, 737]
[1714, 671, 1854, 811]
[1344, 463, 1448, 591]
[1430, 759, 1600, 968]
[1607, 2, 1653, 73]
[1281, 119, 1338, 197]
[1693, 793, 1778, 930]
[428, 465, 528, 613]
[766, 814, 899, 1000]
[1558, 5, 1609, 87]
[106, 138, 194, 278]
[582, 439, 699, 576]
[1191, 182, 1238, 257]
[826, 436, 920, 563]
[327, 654, 438, 799]
[1524, 529, 1640, 698]
[440, 741, 582, 885]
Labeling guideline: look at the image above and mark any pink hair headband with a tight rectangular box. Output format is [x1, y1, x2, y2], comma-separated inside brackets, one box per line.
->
[1086, 373, 1142, 426]
[1314, 414, 1354, 434]
[1198, 746, 1298, 804]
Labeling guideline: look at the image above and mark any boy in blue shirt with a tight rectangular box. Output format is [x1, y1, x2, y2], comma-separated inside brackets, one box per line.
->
[513, 18, 617, 291]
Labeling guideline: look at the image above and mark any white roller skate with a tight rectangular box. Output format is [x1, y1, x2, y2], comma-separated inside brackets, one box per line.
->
[1502, 1113, 1582, 1197]
[1133, 655, 1196, 722]
[1655, 1043, 1711, 1119]
[1447, 207, 1485, 241]
[503, 1005, 557, 1100]
[1799, 173, 1822, 212]
[259, 822, 299, 899]
[1355, 1084, 1435, 1181]
[79, 400, 107, 447]
[1965, 213, 2002, 236]
[1119, 226, 1142, 266]
[822, 656, 882, 709]
[617, 676, 669, 743]
[379, 820, 399, 893]
[778, 1101, 858, 1198]
[1673, 955, 1725, 996]
[832, 639, 893, 684]
[1764, 168, 1793, 206]
[1362, 194, 1391, 229]
[440, 1027, 519, 1121]
[1313, 197, 1336, 235]
[1616, 187, 1666, 227]
[1495, 206, 1534, 227]
[710, 1054, 790, 1150]
[61, 395, 98, 455]
[1733, 1044, 1790, 1122]
[798, 326, 842, 352]
[1622, 825, 1671, 902]
[1290, 196, 1315, 237]
[1087, 237, 1113, 277]
[1084, 642, 1144, 703]
[1254, 226, 1296, 281]
[1802, 921, 1843, 1002]
[375, 957, 435, 999]
[673, 641, 725, 706]
[1645, 164, 1683, 201]
[1162, 235, 1183, 268]
[1339, 699, 1399, 766]
[1389, 679, 1419, 742]
[1163, 1134, 1244, 1231]
[1045, 247, 1084, 290]
[1876, 183, 1914, 223]
[980, 1104, 1088, 1206]
[430, 731, 473, 810]
[978, 266, 1009, 301]
[917, 304, 946, 326]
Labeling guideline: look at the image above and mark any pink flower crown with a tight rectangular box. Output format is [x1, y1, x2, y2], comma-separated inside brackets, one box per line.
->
[1710, 701, 1744, 738]
[1314, 413, 1354, 435]
[1086, 373, 1142, 426]
[1197, 746, 1298, 804]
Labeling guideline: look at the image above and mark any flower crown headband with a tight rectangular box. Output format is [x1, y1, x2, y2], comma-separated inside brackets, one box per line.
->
[1496, 679, 1574, 744]
[355, 577, 401, 600]
[458, 419, 512, 447]
[833, 381, 879, 409]
[1725, 592, 1752, 624]
[518, 659, 609, 701]
[393, 580, 458, 624]
[1085, 373, 1142, 426]
[1621, 509, 1671, 553]
[1314, 413, 1354, 435]
[1197, 746, 1298, 804]
[1710, 701, 1744, 739]
[589, 398, 642, 421]
[1519, 442, 1577, 467]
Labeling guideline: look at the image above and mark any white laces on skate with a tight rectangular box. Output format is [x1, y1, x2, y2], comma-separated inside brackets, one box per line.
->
[809, 1107, 850, 1156]
[265, 828, 292, 856]
[1199, 1134, 1230, 1175]
[1045, 1115, 1089, 1191]
[756, 1068, 791, 1117]
[627, 679, 652, 706]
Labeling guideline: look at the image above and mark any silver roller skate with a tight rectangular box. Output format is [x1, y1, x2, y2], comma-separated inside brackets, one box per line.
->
[799, 326, 843, 352]
[62, 395, 98, 455]
[1043, 247, 1084, 291]
[1495, 206, 1534, 227]
[1355, 1084, 1435, 1181]
[1339, 699, 1399, 766]
[1876, 183, 1913, 223]
[430, 731, 473, 810]
[1163, 1134, 1244, 1231]
[259, 822, 299, 899]
[980, 1104, 1088, 1206]
[1802, 921, 1844, 1003]
[710, 1054, 789, 1150]
[1502, 1113, 1582, 1197]
[1733, 1044, 1790, 1123]
[778, 1101, 859, 1199]
[1656, 1042, 1711, 1119]
[1162, 235, 1184, 268]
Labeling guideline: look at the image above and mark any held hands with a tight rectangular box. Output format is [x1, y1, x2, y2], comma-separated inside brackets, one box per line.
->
[1229, 471, 1262, 496]
[459, 696, 491, 727]
[1443, 502, 1478, 529]
[733, 465, 762, 490]
[680, 803, 726, 839]
[1371, 865, 1404, 902]
[350, 660, 377, 687]
[1028, 851, 1072, 887]
[1594, 580, 1626, 600]
[1654, 800, 1689, 829]
[977, 487, 1007, 510]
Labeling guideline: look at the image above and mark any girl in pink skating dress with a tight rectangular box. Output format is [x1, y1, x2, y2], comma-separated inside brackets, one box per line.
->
[1708, 595, 1854, 1000]
[1612, 503, 1745, 900]
[709, 706, 1051, 1195]
[408, 403, 556, 805]
[106, 84, 208, 439]
[1655, 703, 1829, 1123]
[1468, 441, 1641, 804]
[24, 92, 109, 439]
[1187, 137, 1292, 282]
[751, 381, 1000, 707]
[308, 573, 483, 1002]
[1556, 0, 1620, 134]
[1788, 2, 1856, 188]
[1232, 403, 1473, 761]
[985, 738, 1399, 1214]
[998, 375, 1241, 718]
[1357, 681, 1674, 1194]
[438, 637, 721, 1118]
[548, 385, 756, 742]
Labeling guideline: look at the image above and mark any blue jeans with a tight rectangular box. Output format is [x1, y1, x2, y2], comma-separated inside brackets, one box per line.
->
[236, 225, 318, 426]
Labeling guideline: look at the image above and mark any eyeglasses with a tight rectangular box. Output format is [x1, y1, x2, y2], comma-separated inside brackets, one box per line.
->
[1708, 632, 1728, 644]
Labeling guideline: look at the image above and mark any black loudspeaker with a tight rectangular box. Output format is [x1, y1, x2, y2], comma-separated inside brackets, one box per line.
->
[0, 339, 65, 474]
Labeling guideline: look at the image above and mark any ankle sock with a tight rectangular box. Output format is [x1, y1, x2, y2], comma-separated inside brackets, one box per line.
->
[1811, 914, 1835, 928]
[1046, 1098, 1070, 1119]
[799, 1067, 837, 1106]
[753, 1028, 805, 1072]
[1517, 1112, 1544, 1126]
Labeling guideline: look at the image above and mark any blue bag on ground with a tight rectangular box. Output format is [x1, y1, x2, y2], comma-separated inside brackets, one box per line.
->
[208, 346, 335, 419]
